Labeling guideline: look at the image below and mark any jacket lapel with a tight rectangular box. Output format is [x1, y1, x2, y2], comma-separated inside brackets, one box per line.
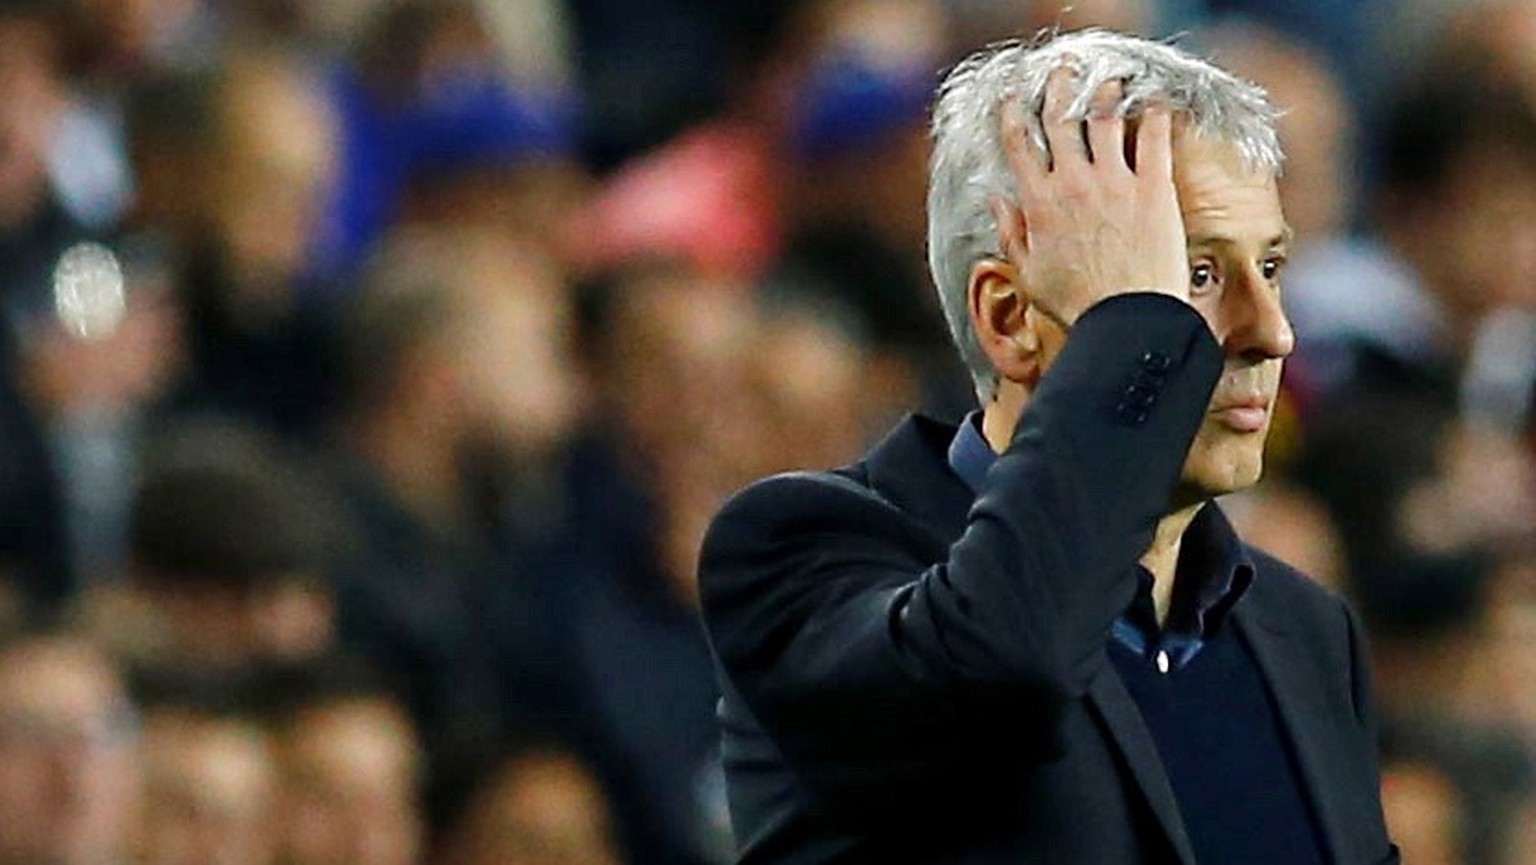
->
[1233, 598, 1356, 865]
[1086, 666, 1199, 865]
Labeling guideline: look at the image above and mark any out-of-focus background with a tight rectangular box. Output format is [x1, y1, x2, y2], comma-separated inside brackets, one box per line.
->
[0, 0, 1529, 863]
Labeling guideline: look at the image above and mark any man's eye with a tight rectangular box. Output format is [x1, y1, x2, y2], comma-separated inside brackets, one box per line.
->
[1261, 256, 1285, 281]
[1190, 263, 1215, 290]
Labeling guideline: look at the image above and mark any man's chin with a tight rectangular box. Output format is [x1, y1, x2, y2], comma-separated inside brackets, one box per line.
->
[1177, 458, 1265, 505]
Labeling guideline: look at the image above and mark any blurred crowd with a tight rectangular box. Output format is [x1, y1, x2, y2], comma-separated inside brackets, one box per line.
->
[0, 0, 1531, 864]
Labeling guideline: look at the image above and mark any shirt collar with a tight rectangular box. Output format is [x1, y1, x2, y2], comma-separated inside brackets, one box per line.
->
[945, 411, 1254, 639]
[947, 411, 995, 495]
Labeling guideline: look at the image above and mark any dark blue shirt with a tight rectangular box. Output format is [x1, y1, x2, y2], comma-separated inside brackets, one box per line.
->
[946, 412, 1253, 670]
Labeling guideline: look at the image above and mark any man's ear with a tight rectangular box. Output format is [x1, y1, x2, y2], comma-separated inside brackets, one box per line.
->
[968, 258, 1042, 389]
[970, 195, 1043, 390]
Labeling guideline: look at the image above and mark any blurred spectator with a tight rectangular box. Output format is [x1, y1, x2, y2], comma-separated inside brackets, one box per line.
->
[0, 0, 107, 338]
[1380, 721, 1536, 865]
[430, 741, 623, 865]
[323, 0, 586, 275]
[99, 419, 339, 681]
[749, 290, 874, 473]
[1486, 552, 1536, 743]
[0, 242, 181, 609]
[67, 0, 211, 75]
[575, 0, 819, 280]
[329, 226, 580, 756]
[567, 0, 788, 168]
[1370, 53, 1536, 430]
[0, 629, 138, 865]
[0, 2, 1523, 861]
[1300, 393, 1534, 715]
[270, 662, 423, 865]
[1359, 551, 1496, 723]
[777, 0, 971, 415]
[132, 703, 278, 865]
[564, 262, 758, 864]
[783, 0, 944, 255]
[1223, 480, 1346, 591]
[1160, 0, 1372, 109]
[151, 47, 342, 438]
[0, 0, 119, 241]
[1381, 755, 1467, 865]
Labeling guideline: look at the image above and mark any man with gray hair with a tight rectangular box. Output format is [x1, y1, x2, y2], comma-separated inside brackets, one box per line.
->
[699, 29, 1397, 864]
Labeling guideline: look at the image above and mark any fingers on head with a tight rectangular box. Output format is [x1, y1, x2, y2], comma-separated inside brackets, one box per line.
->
[1086, 78, 1128, 172]
[1134, 104, 1175, 182]
[1000, 94, 1047, 195]
[1041, 63, 1088, 167]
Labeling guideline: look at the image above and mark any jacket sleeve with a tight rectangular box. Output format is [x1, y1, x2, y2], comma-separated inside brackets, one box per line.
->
[698, 293, 1223, 818]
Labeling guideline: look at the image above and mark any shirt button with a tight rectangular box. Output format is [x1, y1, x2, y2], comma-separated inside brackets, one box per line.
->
[1155, 650, 1171, 674]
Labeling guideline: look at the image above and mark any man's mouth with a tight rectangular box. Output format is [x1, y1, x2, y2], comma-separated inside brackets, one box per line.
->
[1209, 396, 1271, 432]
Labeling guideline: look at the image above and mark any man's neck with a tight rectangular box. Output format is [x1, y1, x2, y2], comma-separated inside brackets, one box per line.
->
[983, 397, 1203, 627]
[1140, 503, 1203, 627]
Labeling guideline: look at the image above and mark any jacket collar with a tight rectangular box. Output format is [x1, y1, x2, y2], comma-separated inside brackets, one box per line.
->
[859, 414, 975, 545]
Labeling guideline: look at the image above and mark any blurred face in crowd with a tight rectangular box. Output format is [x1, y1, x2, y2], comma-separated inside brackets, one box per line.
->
[206, 55, 338, 319]
[138, 577, 333, 673]
[1380, 760, 1464, 865]
[0, 12, 64, 228]
[606, 269, 759, 476]
[275, 699, 421, 865]
[1427, 140, 1536, 313]
[133, 711, 276, 865]
[403, 166, 592, 267]
[1225, 482, 1345, 591]
[751, 308, 869, 474]
[0, 637, 139, 865]
[447, 240, 577, 461]
[444, 752, 620, 865]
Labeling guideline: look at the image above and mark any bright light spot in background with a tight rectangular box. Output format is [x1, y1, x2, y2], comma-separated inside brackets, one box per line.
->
[52, 242, 126, 341]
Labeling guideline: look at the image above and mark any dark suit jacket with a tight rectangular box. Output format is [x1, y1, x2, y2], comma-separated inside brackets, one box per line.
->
[699, 295, 1397, 864]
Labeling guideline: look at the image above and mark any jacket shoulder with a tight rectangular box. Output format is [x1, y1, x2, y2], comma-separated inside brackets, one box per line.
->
[717, 465, 886, 519]
[1246, 546, 1353, 618]
[699, 465, 913, 568]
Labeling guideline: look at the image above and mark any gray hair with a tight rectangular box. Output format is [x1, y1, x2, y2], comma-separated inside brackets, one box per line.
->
[926, 29, 1283, 399]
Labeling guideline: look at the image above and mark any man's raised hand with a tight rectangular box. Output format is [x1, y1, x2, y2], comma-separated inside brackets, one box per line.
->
[989, 64, 1190, 328]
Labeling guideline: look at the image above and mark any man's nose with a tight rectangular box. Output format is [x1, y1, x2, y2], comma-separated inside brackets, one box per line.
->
[1221, 264, 1295, 361]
